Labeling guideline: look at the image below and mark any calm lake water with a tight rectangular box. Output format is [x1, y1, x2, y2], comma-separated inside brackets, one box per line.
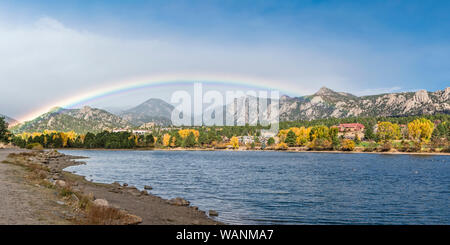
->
[61, 150, 450, 225]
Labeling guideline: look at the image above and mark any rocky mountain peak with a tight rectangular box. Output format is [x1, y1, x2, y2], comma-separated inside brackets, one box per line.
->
[142, 98, 166, 106]
[443, 87, 450, 100]
[413, 89, 431, 103]
[80, 105, 93, 113]
[315, 86, 336, 96]
[280, 95, 291, 101]
[49, 106, 63, 112]
[0, 114, 17, 126]
[120, 98, 174, 126]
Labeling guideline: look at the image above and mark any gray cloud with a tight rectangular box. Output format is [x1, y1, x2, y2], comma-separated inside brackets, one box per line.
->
[1, 17, 446, 119]
[1, 17, 358, 119]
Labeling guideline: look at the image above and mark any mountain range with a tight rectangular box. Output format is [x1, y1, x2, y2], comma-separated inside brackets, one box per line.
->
[278, 87, 450, 121]
[10, 106, 133, 134]
[8, 87, 450, 134]
[119, 98, 174, 126]
[0, 114, 17, 126]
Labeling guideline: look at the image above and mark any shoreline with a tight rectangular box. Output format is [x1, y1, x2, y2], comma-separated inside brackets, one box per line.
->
[0, 148, 222, 225]
[57, 147, 450, 156]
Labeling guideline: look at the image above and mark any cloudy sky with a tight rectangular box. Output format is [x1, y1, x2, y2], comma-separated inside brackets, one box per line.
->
[0, 0, 449, 120]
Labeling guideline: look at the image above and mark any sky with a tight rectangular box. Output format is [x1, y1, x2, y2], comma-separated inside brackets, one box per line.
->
[0, 0, 449, 120]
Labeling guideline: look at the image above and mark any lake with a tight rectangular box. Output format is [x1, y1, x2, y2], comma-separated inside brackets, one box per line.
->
[61, 150, 450, 225]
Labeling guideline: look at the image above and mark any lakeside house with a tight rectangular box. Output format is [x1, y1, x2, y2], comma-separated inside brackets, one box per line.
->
[335, 123, 365, 140]
[239, 136, 254, 145]
[261, 131, 277, 138]
[337, 123, 365, 132]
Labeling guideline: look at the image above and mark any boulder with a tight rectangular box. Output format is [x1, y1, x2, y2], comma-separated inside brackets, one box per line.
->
[122, 183, 128, 187]
[169, 197, 190, 206]
[93, 199, 109, 207]
[55, 180, 67, 188]
[208, 210, 219, 216]
[120, 212, 143, 225]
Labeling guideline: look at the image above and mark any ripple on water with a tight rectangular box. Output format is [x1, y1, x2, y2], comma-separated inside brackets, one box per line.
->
[61, 150, 450, 225]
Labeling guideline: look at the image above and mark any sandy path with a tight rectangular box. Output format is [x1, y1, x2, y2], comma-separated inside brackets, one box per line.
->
[0, 149, 73, 224]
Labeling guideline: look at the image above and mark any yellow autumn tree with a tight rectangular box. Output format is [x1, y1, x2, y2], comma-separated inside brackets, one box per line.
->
[341, 139, 355, 151]
[276, 142, 288, 150]
[376, 122, 401, 142]
[43, 130, 57, 135]
[178, 129, 199, 140]
[162, 133, 171, 147]
[278, 127, 311, 145]
[230, 136, 239, 149]
[130, 135, 138, 145]
[79, 134, 86, 144]
[296, 127, 311, 146]
[309, 125, 330, 141]
[408, 118, 434, 143]
[66, 131, 77, 141]
[32, 132, 42, 138]
[18, 132, 31, 140]
[60, 132, 69, 147]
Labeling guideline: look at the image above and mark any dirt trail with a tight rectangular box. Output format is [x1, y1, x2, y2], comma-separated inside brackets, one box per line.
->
[0, 149, 74, 224]
[0, 148, 221, 225]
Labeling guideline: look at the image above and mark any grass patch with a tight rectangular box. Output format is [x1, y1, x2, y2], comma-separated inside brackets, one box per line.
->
[83, 205, 130, 225]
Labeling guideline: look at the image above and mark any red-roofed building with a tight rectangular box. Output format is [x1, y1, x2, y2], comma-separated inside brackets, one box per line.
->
[337, 123, 365, 132]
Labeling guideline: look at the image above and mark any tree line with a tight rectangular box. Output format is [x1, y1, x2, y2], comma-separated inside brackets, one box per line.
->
[4, 114, 450, 152]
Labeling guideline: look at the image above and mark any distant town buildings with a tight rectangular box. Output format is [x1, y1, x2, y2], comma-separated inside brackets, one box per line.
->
[139, 122, 156, 129]
[112, 129, 152, 135]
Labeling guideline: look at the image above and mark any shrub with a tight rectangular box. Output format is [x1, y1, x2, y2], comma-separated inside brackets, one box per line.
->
[362, 141, 377, 152]
[341, 139, 355, 151]
[398, 140, 421, 152]
[441, 145, 450, 153]
[308, 138, 332, 151]
[214, 143, 227, 149]
[379, 141, 392, 152]
[26, 143, 44, 150]
[276, 142, 288, 150]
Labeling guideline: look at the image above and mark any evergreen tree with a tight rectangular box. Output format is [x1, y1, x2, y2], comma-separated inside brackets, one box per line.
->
[198, 132, 208, 146]
[285, 130, 296, 147]
[184, 132, 196, 148]
[330, 127, 340, 149]
[364, 124, 375, 140]
[145, 134, 155, 146]
[0, 117, 9, 143]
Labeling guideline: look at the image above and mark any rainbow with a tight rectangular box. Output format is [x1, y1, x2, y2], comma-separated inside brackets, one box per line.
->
[16, 73, 309, 123]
